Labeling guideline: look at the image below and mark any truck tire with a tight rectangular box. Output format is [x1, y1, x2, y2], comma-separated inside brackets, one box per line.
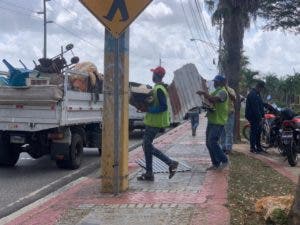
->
[0, 139, 20, 167]
[56, 133, 83, 170]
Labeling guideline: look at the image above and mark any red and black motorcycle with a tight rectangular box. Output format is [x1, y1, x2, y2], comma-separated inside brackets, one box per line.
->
[281, 113, 300, 166]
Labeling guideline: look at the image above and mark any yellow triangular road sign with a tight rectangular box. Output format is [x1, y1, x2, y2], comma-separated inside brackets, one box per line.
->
[80, 0, 153, 38]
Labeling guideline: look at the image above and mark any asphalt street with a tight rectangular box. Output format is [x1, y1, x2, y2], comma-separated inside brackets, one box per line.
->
[0, 131, 144, 219]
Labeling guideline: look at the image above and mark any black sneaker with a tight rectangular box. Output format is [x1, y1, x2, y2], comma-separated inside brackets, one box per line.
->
[137, 173, 154, 181]
[256, 148, 266, 154]
[192, 128, 196, 136]
[169, 161, 179, 179]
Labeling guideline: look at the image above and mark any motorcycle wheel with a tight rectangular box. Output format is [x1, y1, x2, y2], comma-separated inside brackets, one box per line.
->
[242, 122, 270, 149]
[286, 141, 298, 167]
[260, 129, 271, 149]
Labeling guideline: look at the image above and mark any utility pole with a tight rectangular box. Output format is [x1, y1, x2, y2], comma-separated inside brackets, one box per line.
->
[101, 29, 129, 194]
[37, 0, 53, 59]
[159, 54, 162, 66]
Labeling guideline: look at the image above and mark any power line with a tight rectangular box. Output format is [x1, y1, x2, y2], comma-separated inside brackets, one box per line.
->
[52, 0, 76, 16]
[191, 0, 218, 60]
[188, 0, 216, 60]
[188, 0, 215, 59]
[180, 0, 212, 70]
[0, 5, 41, 21]
[0, 3, 100, 51]
[194, 0, 217, 50]
[0, 0, 36, 13]
[52, 21, 100, 49]
[51, 0, 104, 38]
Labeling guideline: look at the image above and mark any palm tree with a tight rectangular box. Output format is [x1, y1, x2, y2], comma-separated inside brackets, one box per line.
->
[240, 68, 259, 96]
[205, 0, 260, 141]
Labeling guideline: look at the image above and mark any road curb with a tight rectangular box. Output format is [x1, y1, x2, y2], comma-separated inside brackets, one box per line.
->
[0, 161, 99, 219]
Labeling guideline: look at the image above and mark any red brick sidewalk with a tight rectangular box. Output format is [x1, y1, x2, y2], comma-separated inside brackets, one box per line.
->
[1, 119, 230, 225]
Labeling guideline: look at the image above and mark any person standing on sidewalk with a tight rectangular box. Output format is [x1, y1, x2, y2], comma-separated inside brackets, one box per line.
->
[245, 80, 265, 153]
[197, 75, 229, 170]
[137, 66, 179, 181]
[220, 81, 237, 154]
[187, 107, 201, 136]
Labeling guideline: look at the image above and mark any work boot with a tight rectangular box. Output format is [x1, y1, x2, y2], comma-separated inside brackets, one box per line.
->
[192, 128, 196, 136]
[169, 161, 179, 179]
[218, 161, 229, 170]
[137, 173, 154, 181]
[206, 165, 218, 171]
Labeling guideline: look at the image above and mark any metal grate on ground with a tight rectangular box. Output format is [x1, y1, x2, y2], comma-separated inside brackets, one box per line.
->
[136, 158, 192, 173]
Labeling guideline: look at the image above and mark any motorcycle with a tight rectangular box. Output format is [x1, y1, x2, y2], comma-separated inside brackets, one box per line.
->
[281, 109, 300, 166]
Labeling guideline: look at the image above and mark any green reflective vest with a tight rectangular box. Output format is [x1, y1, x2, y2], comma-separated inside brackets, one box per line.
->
[144, 84, 171, 128]
[207, 87, 229, 125]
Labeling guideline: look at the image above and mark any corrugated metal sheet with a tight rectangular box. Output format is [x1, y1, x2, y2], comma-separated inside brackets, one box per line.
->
[168, 63, 209, 123]
[136, 158, 191, 173]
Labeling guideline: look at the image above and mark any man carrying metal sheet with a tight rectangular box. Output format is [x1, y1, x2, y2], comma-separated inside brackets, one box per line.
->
[220, 79, 237, 154]
[197, 75, 229, 170]
[137, 66, 179, 181]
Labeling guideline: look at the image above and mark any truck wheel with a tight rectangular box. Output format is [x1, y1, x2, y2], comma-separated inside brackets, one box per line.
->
[56, 133, 83, 170]
[0, 140, 20, 167]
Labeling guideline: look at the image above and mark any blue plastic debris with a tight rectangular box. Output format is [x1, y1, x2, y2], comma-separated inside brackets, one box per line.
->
[2, 59, 31, 87]
[0, 75, 8, 86]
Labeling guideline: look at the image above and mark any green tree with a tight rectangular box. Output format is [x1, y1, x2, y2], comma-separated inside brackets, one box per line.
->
[205, 0, 260, 141]
[264, 74, 281, 102]
[259, 0, 300, 33]
[240, 68, 259, 96]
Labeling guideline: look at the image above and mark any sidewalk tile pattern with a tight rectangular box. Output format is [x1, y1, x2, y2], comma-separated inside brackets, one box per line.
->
[5, 116, 230, 225]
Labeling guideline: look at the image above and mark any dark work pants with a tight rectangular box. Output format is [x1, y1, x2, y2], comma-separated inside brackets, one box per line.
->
[143, 126, 173, 174]
[206, 123, 228, 167]
[249, 120, 262, 150]
[189, 112, 199, 130]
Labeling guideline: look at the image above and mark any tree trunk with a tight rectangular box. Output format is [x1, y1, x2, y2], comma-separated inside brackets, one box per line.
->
[222, 6, 244, 142]
[288, 176, 300, 224]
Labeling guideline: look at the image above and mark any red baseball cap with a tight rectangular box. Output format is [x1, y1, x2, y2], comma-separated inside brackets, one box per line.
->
[150, 66, 166, 76]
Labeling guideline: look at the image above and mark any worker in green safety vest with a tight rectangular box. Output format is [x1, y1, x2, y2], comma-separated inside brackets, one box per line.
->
[197, 75, 229, 170]
[137, 66, 179, 181]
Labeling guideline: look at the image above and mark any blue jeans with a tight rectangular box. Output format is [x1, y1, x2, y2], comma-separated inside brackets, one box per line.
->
[143, 126, 173, 174]
[206, 123, 228, 167]
[189, 112, 199, 130]
[220, 112, 235, 151]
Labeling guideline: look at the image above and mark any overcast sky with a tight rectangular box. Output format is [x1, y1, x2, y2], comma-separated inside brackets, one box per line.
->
[0, 0, 299, 85]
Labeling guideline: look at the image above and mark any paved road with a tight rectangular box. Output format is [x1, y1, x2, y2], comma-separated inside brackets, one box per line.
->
[0, 131, 144, 219]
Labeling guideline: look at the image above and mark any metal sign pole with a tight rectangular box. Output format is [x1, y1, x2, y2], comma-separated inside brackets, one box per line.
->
[113, 37, 120, 196]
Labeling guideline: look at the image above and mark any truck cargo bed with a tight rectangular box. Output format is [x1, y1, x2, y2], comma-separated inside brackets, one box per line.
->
[0, 84, 103, 132]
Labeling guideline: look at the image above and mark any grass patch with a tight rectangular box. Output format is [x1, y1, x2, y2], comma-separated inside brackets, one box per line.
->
[228, 151, 296, 225]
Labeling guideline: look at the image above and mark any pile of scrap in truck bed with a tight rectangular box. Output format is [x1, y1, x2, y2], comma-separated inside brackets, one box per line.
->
[68, 62, 103, 93]
[0, 60, 104, 104]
